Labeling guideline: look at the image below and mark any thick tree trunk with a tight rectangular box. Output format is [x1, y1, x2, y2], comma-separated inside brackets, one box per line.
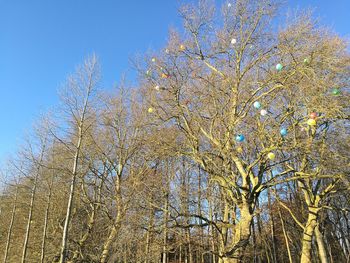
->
[231, 203, 252, 262]
[300, 209, 318, 263]
[315, 224, 329, 263]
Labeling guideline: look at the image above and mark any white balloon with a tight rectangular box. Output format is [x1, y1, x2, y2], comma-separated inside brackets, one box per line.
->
[154, 85, 160, 91]
[260, 109, 268, 116]
[228, 3, 232, 7]
[231, 38, 237, 45]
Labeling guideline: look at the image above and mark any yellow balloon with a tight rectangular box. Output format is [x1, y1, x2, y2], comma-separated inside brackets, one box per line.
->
[180, 44, 186, 51]
[148, 107, 154, 113]
[237, 147, 243, 153]
[307, 119, 317, 126]
[267, 152, 275, 160]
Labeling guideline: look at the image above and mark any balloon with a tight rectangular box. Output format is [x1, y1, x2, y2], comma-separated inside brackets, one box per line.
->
[332, 88, 341, 95]
[180, 44, 186, 51]
[260, 109, 268, 116]
[154, 85, 160, 91]
[253, 101, 261, 109]
[303, 58, 310, 64]
[151, 58, 156, 62]
[280, 128, 288, 136]
[231, 38, 237, 45]
[236, 134, 245, 142]
[146, 70, 151, 76]
[165, 48, 170, 54]
[307, 119, 316, 126]
[148, 107, 154, 113]
[161, 73, 169, 79]
[276, 63, 283, 71]
[237, 146, 243, 153]
[228, 3, 232, 7]
[267, 152, 275, 160]
[309, 112, 317, 119]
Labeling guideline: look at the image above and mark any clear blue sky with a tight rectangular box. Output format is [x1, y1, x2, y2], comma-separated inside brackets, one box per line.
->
[0, 0, 349, 163]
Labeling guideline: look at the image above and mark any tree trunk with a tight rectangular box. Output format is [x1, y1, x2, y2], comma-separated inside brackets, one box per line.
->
[21, 169, 41, 263]
[315, 224, 329, 263]
[278, 207, 293, 263]
[228, 203, 252, 263]
[59, 128, 83, 263]
[40, 173, 54, 263]
[300, 209, 318, 263]
[100, 197, 123, 263]
[3, 186, 18, 263]
[58, 55, 96, 263]
[162, 193, 169, 263]
[145, 208, 154, 263]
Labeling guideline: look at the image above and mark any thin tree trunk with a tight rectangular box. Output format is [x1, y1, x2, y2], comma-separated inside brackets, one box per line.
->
[208, 188, 216, 263]
[278, 206, 293, 263]
[58, 56, 96, 263]
[22, 146, 45, 263]
[267, 188, 277, 263]
[59, 128, 83, 263]
[3, 186, 18, 263]
[40, 173, 54, 263]
[100, 182, 123, 263]
[315, 224, 329, 263]
[162, 193, 169, 263]
[145, 207, 155, 263]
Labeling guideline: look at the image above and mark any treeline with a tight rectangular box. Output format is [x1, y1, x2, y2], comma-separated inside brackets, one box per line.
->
[0, 1, 349, 263]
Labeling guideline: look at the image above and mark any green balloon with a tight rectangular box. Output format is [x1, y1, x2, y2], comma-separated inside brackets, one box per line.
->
[332, 88, 341, 95]
[303, 58, 310, 64]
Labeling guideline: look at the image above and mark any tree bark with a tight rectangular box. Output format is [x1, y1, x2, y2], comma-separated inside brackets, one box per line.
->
[59, 127, 83, 263]
[100, 178, 124, 263]
[227, 202, 252, 263]
[300, 209, 318, 263]
[3, 186, 18, 263]
[40, 173, 54, 263]
[315, 224, 329, 263]
[22, 145, 45, 263]
[162, 193, 169, 263]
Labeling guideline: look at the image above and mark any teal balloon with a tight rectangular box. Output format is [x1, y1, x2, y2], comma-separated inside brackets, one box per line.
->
[280, 128, 288, 136]
[236, 134, 245, 142]
[253, 101, 261, 109]
[276, 63, 283, 71]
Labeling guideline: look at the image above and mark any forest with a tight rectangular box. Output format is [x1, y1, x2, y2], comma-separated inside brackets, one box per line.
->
[0, 0, 349, 263]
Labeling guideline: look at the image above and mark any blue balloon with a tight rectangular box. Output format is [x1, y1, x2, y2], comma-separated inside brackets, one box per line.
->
[280, 128, 288, 136]
[253, 101, 261, 109]
[236, 134, 245, 142]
